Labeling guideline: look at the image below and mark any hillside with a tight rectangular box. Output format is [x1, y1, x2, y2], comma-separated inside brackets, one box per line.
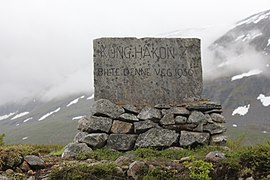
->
[0, 94, 94, 145]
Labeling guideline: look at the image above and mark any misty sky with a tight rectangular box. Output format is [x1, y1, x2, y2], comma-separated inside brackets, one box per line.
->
[0, 0, 269, 105]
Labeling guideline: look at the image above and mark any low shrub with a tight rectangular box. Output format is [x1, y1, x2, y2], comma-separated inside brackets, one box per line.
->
[49, 163, 125, 180]
[184, 158, 213, 180]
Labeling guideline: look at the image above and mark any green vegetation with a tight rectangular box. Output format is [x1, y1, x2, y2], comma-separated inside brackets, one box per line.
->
[0, 144, 63, 170]
[0, 134, 5, 146]
[2, 140, 270, 179]
[184, 158, 213, 180]
[76, 148, 123, 161]
[213, 142, 270, 179]
[49, 163, 125, 180]
[142, 167, 179, 180]
[49, 147, 64, 156]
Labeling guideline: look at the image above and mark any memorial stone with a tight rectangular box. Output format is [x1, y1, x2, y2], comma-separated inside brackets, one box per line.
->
[93, 38, 202, 105]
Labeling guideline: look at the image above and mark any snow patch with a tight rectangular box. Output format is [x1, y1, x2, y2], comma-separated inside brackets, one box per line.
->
[267, 39, 270, 46]
[11, 112, 29, 120]
[235, 35, 245, 41]
[0, 112, 16, 121]
[241, 33, 263, 42]
[237, 11, 270, 26]
[72, 116, 84, 120]
[16, 124, 20, 126]
[267, 64, 269, 67]
[66, 96, 85, 107]
[232, 104, 250, 116]
[22, 137, 28, 140]
[262, 131, 268, 134]
[23, 117, 33, 123]
[232, 124, 238, 127]
[87, 94, 94, 100]
[257, 94, 270, 106]
[38, 107, 61, 121]
[231, 69, 262, 81]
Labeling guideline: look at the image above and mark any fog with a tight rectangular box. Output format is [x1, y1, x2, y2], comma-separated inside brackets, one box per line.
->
[0, 0, 269, 105]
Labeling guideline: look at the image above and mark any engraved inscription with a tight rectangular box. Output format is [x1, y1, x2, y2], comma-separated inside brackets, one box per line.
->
[93, 38, 202, 105]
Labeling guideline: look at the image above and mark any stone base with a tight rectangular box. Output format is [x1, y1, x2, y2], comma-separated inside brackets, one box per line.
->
[64, 99, 227, 155]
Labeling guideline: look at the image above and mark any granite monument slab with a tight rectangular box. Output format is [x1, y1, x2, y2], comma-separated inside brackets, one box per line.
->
[93, 38, 202, 105]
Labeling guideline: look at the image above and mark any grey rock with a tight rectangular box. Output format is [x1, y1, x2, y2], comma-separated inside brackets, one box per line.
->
[119, 113, 139, 122]
[94, 38, 202, 106]
[175, 116, 187, 124]
[81, 133, 109, 149]
[165, 107, 190, 115]
[160, 113, 175, 125]
[123, 104, 140, 114]
[24, 155, 45, 170]
[210, 134, 227, 145]
[193, 123, 204, 132]
[161, 109, 168, 116]
[77, 117, 89, 131]
[0, 175, 8, 180]
[5, 169, 14, 175]
[62, 143, 92, 158]
[163, 124, 197, 132]
[180, 131, 210, 146]
[115, 156, 134, 165]
[73, 131, 88, 143]
[204, 109, 223, 114]
[127, 161, 148, 180]
[107, 134, 138, 151]
[203, 123, 226, 134]
[154, 104, 171, 109]
[210, 113, 225, 123]
[205, 114, 214, 124]
[137, 107, 161, 122]
[91, 99, 125, 118]
[111, 120, 133, 134]
[135, 128, 179, 148]
[134, 120, 160, 133]
[187, 101, 222, 111]
[20, 161, 31, 172]
[187, 111, 207, 125]
[78, 116, 112, 133]
[205, 151, 225, 162]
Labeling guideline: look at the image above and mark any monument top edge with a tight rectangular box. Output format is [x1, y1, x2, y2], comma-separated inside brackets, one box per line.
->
[94, 37, 201, 41]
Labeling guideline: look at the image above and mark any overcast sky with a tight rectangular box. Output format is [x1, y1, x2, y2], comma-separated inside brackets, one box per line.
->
[0, 0, 269, 105]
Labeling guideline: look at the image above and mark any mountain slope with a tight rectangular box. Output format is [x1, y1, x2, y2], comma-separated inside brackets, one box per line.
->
[204, 9, 270, 144]
[0, 94, 94, 144]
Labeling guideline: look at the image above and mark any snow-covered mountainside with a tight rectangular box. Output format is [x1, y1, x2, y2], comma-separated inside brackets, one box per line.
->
[211, 10, 270, 57]
[204, 9, 270, 145]
[0, 93, 94, 144]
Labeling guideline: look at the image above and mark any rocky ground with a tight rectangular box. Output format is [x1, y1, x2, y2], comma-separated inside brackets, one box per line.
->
[1, 141, 270, 180]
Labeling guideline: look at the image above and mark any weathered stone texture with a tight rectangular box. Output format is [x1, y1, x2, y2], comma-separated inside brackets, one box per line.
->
[78, 116, 112, 133]
[107, 134, 138, 151]
[179, 131, 210, 146]
[134, 120, 160, 134]
[111, 120, 133, 134]
[80, 133, 109, 149]
[135, 128, 179, 148]
[94, 38, 202, 105]
[137, 106, 161, 121]
[91, 99, 125, 118]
